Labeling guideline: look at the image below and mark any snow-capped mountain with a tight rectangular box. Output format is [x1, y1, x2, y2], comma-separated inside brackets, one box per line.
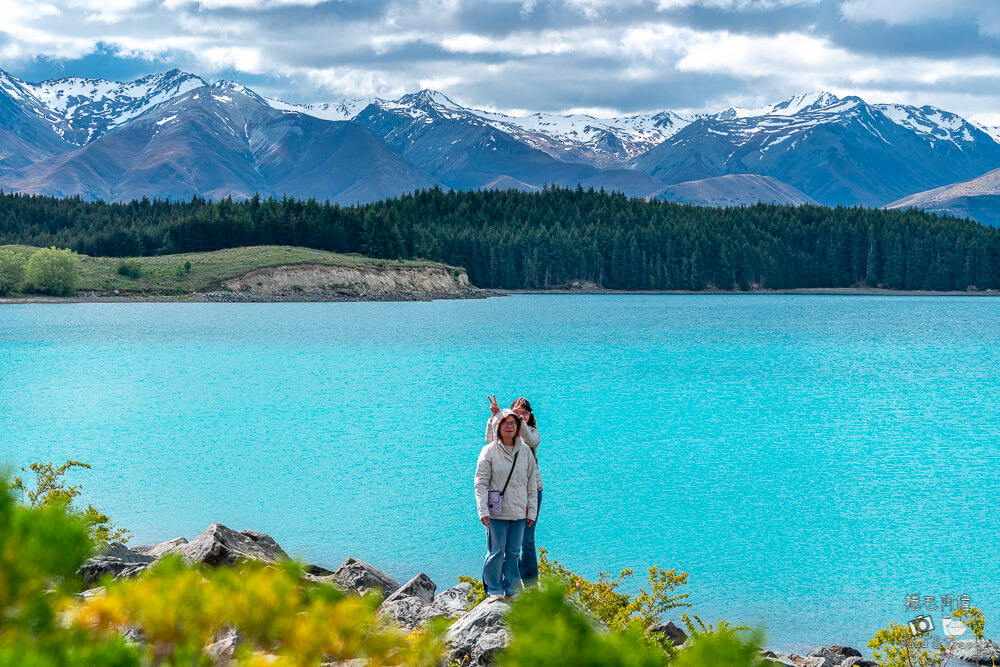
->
[709, 91, 842, 120]
[261, 88, 689, 167]
[263, 95, 379, 123]
[0, 69, 206, 146]
[350, 88, 667, 195]
[630, 92, 1000, 206]
[1, 69, 999, 211]
[0, 86, 439, 203]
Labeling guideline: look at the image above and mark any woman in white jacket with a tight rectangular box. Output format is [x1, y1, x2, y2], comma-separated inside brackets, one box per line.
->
[475, 408, 538, 600]
[486, 396, 542, 583]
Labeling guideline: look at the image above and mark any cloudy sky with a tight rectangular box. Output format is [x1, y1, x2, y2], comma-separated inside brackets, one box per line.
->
[2, 0, 999, 124]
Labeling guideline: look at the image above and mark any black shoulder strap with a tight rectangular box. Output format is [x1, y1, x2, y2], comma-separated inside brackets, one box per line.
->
[500, 450, 519, 496]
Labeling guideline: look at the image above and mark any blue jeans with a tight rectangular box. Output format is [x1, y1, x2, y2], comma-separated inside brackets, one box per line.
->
[519, 489, 542, 583]
[483, 518, 525, 597]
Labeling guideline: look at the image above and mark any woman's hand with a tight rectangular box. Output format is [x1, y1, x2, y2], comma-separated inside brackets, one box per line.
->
[527, 519, 534, 527]
[488, 394, 500, 416]
[481, 517, 490, 527]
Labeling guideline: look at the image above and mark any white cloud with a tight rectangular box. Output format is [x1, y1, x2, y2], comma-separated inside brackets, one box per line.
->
[0, 0, 997, 124]
[840, 0, 1000, 37]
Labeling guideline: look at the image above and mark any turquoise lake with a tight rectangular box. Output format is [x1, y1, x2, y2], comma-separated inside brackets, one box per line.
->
[2, 295, 998, 654]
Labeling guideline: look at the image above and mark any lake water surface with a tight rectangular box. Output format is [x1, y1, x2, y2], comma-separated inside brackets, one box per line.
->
[2, 295, 998, 654]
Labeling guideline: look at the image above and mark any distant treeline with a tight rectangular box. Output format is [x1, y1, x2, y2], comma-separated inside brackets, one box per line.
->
[1, 186, 998, 291]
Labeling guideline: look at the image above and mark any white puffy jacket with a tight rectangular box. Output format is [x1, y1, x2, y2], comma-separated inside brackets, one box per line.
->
[485, 415, 542, 490]
[475, 434, 538, 521]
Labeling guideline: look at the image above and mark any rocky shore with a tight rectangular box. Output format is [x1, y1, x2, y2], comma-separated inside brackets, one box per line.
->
[80, 523, 999, 666]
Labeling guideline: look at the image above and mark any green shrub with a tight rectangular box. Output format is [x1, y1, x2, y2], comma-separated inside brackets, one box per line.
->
[0, 470, 444, 666]
[115, 259, 142, 279]
[25, 247, 81, 296]
[537, 547, 691, 650]
[0, 249, 27, 295]
[501, 584, 765, 667]
[11, 461, 130, 545]
[0, 471, 141, 666]
[184, 260, 192, 272]
[501, 583, 666, 666]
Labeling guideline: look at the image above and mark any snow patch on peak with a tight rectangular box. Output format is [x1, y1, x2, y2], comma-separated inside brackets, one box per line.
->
[401, 89, 463, 110]
[715, 91, 841, 120]
[3, 70, 208, 145]
[263, 96, 377, 122]
[875, 102, 986, 146]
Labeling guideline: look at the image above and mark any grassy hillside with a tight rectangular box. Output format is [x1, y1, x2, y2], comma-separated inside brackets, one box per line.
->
[0, 245, 458, 295]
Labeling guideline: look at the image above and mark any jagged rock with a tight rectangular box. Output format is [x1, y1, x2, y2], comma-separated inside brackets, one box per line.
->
[180, 524, 288, 566]
[802, 658, 830, 667]
[376, 573, 441, 630]
[649, 620, 688, 646]
[759, 651, 800, 667]
[839, 658, 876, 667]
[204, 628, 240, 663]
[101, 542, 156, 563]
[445, 598, 511, 666]
[428, 582, 474, 618]
[950, 639, 1000, 664]
[133, 537, 188, 558]
[78, 543, 155, 586]
[331, 557, 399, 600]
[829, 646, 863, 659]
[807, 647, 846, 665]
[383, 573, 436, 605]
[378, 596, 430, 631]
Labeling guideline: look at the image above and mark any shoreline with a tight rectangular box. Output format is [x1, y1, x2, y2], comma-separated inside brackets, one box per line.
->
[2, 286, 998, 303]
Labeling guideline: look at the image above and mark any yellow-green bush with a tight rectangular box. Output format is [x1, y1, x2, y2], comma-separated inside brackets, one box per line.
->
[12, 460, 131, 544]
[0, 471, 444, 667]
[25, 246, 81, 295]
[68, 557, 444, 666]
[500, 584, 766, 667]
[536, 547, 691, 651]
[0, 249, 26, 295]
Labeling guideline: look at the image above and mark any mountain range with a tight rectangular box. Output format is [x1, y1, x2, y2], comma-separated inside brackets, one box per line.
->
[0, 68, 998, 223]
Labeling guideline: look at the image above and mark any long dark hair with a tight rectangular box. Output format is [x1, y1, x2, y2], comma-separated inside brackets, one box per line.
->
[512, 398, 537, 428]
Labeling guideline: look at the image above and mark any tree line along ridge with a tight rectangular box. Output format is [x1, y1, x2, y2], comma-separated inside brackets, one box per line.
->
[0, 186, 997, 292]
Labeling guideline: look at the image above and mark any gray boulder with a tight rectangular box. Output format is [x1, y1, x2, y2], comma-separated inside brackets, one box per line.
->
[428, 582, 474, 618]
[759, 651, 800, 667]
[839, 658, 876, 667]
[649, 620, 687, 646]
[331, 557, 400, 600]
[78, 543, 155, 586]
[383, 573, 436, 605]
[829, 646, 863, 659]
[133, 537, 189, 559]
[180, 524, 288, 566]
[377, 573, 441, 630]
[101, 543, 156, 563]
[445, 597, 511, 666]
[807, 647, 847, 665]
[378, 596, 431, 631]
[950, 639, 1000, 664]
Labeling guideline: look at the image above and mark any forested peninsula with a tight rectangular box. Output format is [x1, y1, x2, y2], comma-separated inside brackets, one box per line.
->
[1, 187, 998, 292]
